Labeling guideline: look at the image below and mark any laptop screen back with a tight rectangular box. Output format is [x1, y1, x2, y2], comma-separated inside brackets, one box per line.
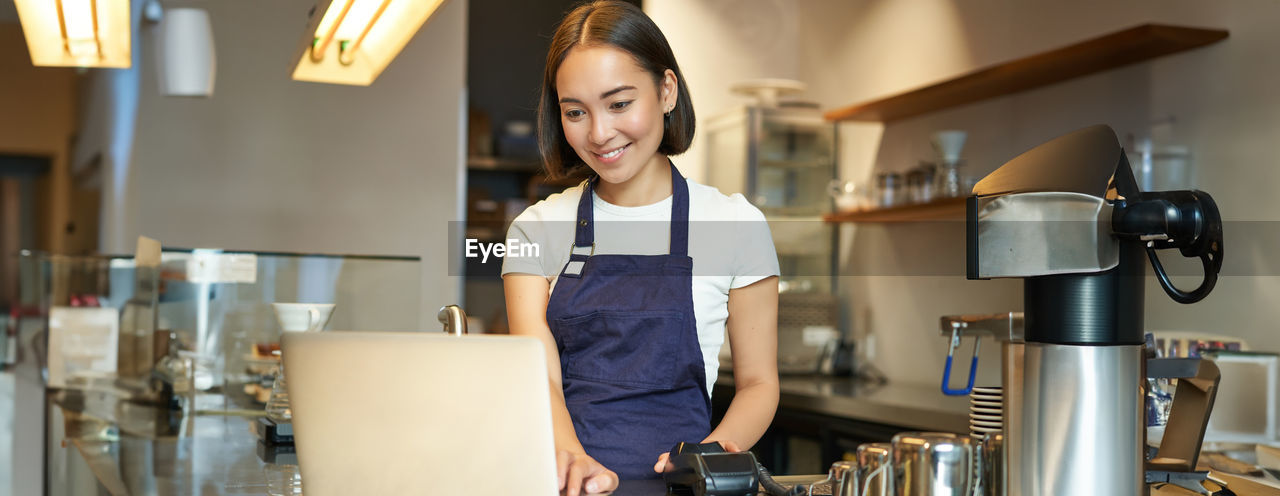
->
[283, 331, 558, 496]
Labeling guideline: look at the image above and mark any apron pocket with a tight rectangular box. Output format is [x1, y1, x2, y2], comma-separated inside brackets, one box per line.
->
[554, 310, 687, 390]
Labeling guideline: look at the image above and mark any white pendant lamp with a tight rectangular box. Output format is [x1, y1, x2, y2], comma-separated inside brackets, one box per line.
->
[13, 0, 132, 68]
[155, 7, 216, 97]
[291, 0, 448, 86]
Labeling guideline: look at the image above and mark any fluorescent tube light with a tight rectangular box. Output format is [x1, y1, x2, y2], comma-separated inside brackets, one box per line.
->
[291, 0, 447, 86]
[14, 0, 132, 68]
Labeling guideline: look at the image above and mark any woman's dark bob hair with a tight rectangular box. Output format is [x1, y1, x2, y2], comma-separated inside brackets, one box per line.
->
[538, 0, 695, 179]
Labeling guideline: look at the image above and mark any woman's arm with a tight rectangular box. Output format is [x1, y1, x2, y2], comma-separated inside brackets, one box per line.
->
[704, 275, 780, 449]
[504, 273, 617, 495]
[504, 273, 581, 452]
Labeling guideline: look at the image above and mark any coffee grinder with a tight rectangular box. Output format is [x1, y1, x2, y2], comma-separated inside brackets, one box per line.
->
[965, 125, 1223, 495]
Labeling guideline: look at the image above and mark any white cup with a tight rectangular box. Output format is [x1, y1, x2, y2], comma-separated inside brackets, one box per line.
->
[272, 303, 335, 332]
[828, 179, 863, 211]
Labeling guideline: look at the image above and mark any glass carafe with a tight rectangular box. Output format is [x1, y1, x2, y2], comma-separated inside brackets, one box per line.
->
[938, 159, 966, 198]
[265, 303, 335, 423]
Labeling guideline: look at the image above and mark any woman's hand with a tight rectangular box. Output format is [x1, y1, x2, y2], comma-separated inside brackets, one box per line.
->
[652, 440, 743, 474]
[557, 449, 618, 496]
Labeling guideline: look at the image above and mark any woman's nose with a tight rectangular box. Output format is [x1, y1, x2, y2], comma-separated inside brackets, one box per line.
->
[589, 116, 615, 145]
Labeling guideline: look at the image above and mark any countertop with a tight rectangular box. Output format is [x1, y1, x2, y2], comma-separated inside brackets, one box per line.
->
[52, 394, 1266, 496]
[716, 372, 971, 434]
[54, 393, 828, 496]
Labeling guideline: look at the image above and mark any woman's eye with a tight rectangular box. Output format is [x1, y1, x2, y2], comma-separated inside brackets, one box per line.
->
[564, 109, 585, 119]
[609, 101, 632, 111]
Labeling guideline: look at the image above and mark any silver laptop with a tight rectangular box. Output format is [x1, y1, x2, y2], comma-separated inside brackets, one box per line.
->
[282, 331, 559, 495]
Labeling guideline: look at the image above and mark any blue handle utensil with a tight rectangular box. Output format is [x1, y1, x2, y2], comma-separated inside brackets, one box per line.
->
[941, 328, 980, 396]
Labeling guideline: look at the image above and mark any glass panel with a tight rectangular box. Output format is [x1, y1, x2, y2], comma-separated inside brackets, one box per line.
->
[706, 107, 837, 298]
[755, 112, 836, 216]
[17, 250, 420, 415]
[155, 250, 420, 397]
[757, 110, 836, 294]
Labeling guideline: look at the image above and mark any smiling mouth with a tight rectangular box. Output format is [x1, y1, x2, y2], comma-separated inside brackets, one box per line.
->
[595, 144, 629, 160]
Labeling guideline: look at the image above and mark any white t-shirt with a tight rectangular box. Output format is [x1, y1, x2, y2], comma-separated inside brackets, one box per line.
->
[501, 178, 780, 395]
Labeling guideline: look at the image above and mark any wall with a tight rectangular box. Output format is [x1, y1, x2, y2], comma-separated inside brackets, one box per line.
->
[75, 0, 469, 327]
[0, 24, 78, 253]
[651, 0, 1280, 387]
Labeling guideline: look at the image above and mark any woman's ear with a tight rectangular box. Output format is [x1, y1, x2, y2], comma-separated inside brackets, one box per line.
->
[661, 69, 678, 111]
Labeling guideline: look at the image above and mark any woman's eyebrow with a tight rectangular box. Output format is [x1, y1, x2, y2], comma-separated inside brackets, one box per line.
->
[599, 85, 636, 99]
[558, 85, 637, 104]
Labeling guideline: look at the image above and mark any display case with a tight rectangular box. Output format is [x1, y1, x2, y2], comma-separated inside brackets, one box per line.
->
[705, 104, 840, 374]
[8, 249, 421, 492]
[706, 105, 838, 291]
[163, 250, 421, 389]
[13, 249, 421, 396]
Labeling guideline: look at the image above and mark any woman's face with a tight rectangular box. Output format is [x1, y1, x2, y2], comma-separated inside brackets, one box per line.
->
[556, 45, 676, 185]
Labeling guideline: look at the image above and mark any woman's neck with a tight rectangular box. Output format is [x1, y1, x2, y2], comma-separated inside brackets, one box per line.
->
[594, 154, 673, 207]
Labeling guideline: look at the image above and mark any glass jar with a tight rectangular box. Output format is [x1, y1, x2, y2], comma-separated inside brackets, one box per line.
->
[917, 162, 937, 203]
[877, 172, 902, 207]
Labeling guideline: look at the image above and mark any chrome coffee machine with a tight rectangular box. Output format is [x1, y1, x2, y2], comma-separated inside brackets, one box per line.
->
[966, 125, 1223, 496]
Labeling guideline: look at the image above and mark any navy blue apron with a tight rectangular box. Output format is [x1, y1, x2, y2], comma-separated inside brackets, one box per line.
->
[545, 162, 711, 480]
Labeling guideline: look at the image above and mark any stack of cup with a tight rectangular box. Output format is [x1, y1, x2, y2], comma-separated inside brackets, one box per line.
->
[969, 386, 1003, 438]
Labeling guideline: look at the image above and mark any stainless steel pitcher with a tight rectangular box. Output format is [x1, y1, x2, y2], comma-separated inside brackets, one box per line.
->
[890, 432, 977, 496]
[854, 442, 892, 496]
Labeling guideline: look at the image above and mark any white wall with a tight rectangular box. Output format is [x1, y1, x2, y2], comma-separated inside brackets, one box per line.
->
[77, 0, 469, 327]
[651, 0, 1280, 387]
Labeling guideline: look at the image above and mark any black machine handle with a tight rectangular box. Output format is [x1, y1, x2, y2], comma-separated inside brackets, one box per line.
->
[1113, 190, 1224, 304]
[1146, 245, 1219, 304]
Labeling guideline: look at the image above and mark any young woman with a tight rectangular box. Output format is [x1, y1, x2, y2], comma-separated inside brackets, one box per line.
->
[501, 2, 780, 494]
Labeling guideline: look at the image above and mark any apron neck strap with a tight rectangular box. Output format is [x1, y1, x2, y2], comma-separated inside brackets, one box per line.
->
[574, 160, 689, 257]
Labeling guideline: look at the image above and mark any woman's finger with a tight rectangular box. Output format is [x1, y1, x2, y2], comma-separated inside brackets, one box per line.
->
[584, 468, 619, 494]
[653, 452, 671, 473]
[720, 440, 742, 453]
[566, 455, 587, 496]
[556, 450, 572, 490]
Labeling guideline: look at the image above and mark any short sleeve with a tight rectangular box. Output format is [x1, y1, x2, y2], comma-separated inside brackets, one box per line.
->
[500, 213, 549, 277]
[729, 201, 780, 289]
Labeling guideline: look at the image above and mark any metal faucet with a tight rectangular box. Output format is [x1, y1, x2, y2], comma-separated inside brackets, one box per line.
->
[437, 305, 468, 336]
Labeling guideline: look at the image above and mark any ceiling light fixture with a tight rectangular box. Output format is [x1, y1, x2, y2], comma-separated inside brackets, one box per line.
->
[290, 0, 447, 86]
[14, 0, 131, 68]
[155, 8, 216, 97]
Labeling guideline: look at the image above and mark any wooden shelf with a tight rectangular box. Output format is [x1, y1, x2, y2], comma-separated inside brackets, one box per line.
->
[824, 24, 1228, 122]
[823, 196, 967, 223]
